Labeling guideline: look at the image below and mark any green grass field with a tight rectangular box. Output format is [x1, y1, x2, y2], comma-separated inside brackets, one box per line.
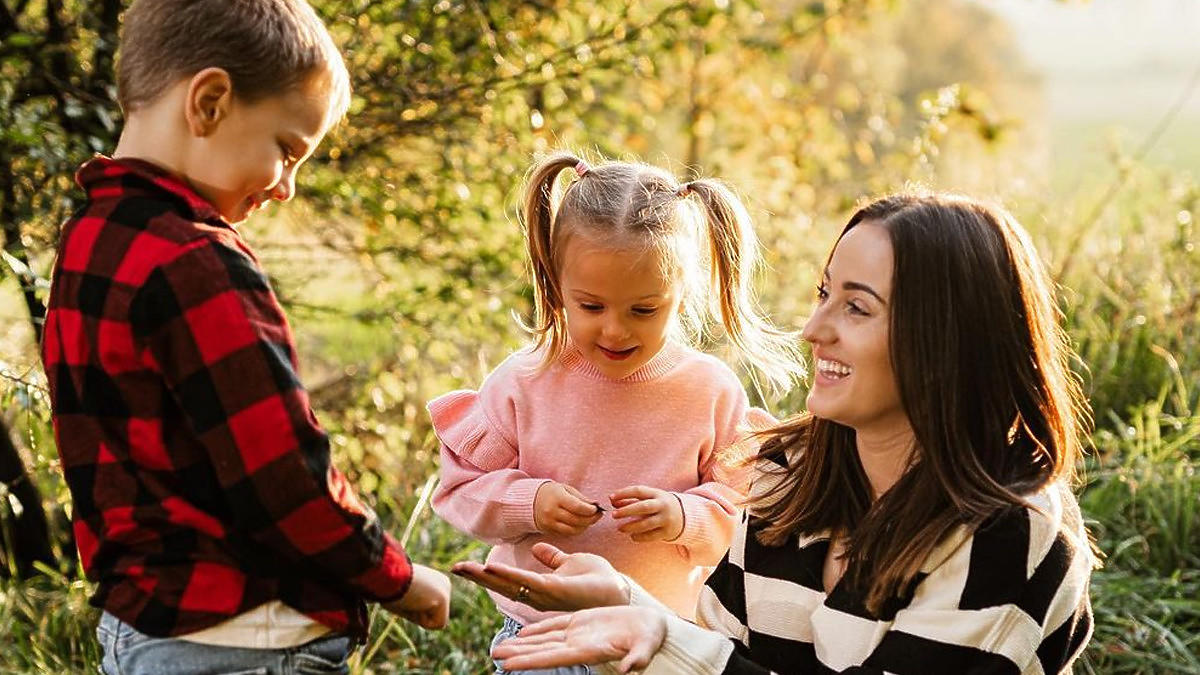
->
[2, 150, 1198, 672]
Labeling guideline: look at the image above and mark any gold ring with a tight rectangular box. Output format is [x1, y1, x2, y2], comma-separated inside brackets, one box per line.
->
[515, 585, 530, 602]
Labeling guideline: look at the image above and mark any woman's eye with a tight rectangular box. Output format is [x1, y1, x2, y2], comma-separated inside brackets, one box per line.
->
[280, 145, 297, 167]
[815, 285, 829, 302]
[847, 302, 868, 316]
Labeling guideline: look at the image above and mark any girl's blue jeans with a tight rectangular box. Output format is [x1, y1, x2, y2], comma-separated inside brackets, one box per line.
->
[97, 611, 353, 674]
[491, 614, 592, 675]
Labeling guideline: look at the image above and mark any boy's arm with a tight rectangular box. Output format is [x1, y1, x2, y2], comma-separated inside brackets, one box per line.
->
[129, 238, 412, 602]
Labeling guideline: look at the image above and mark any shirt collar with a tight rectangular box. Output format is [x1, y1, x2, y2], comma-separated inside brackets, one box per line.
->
[75, 155, 226, 226]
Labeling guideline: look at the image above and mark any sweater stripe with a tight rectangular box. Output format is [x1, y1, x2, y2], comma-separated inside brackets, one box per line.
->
[699, 486, 1093, 674]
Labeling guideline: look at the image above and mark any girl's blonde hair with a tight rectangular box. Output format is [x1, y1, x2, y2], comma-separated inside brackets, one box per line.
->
[521, 151, 804, 393]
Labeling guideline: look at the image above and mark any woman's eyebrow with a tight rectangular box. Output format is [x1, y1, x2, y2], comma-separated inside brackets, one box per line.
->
[842, 280, 887, 305]
[824, 268, 887, 305]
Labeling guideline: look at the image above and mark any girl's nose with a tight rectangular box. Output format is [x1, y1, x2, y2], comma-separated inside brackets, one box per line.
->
[601, 315, 629, 340]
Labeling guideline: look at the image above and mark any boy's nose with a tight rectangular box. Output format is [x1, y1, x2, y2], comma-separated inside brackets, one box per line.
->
[270, 173, 296, 202]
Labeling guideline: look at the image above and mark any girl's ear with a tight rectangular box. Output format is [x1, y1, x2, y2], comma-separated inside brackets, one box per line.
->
[184, 67, 234, 137]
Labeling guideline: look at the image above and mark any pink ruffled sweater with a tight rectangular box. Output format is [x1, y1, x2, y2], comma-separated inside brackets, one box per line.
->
[429, 341, 773, 624]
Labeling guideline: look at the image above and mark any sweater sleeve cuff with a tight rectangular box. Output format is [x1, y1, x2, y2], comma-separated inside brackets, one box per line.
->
[622, 614, 733, 675]
[501, 478, 551, 534]
[671, 492, 720, 553]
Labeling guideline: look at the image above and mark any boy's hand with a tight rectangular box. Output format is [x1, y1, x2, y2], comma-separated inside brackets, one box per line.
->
[533, 481, 604, 536]
[382, 563, 451, 630]
[611, 486, 684, 543]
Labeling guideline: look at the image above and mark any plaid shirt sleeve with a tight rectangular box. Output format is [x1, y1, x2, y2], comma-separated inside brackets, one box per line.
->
[128, 235, 412, 602]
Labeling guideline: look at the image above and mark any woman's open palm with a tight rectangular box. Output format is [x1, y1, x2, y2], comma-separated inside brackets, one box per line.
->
[491, 606, 667, 673]
[452, 542, 629, 611]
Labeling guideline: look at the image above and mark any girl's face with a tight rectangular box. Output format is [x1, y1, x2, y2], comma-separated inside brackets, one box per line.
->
[559, 237, 682, 379]
[801, 223, 907, 436]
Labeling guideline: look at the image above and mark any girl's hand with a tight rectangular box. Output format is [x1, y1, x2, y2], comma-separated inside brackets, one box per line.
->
[611, 485, 685, 542]
[452, 542, 630, 611]
[492, 606, 667, 674]
[534, 481, 604, 536]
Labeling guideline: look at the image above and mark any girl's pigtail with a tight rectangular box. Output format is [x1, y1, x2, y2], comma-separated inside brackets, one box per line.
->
[686, 179, 805, 394]
[521, 152, 585, 367]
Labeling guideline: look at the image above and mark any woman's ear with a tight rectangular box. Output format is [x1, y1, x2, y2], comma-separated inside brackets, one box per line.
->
[184, 67, 234, 137]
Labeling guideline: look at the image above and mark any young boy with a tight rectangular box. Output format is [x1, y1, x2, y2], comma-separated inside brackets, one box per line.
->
[39, 0, 450, 671]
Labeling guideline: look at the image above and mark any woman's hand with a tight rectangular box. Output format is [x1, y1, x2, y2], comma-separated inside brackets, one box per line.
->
[534, 481, 605, 536]
[611, 486, 685, 542]
[451, 542, 630, 611]
[492, 606, 667, 673]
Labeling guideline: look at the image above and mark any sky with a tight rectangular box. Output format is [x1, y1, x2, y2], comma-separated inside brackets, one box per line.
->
[970, 0, 1200, 174]
[975, 0, 1200, 118]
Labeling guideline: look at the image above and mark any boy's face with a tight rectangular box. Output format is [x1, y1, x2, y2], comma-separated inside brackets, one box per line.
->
[187, 71, 334, 224]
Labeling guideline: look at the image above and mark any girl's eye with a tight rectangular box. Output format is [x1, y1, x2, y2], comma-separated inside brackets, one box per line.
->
[632, 307, 658, 317]
[580, 303, 603, 312]
[280, 145, 297, 167]
[815, 285, 829, 302]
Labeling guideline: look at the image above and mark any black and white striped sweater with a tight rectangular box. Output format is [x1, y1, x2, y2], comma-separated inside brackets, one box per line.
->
[635, 483, 1093, 674]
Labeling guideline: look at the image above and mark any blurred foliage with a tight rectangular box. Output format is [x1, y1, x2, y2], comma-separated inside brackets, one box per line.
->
[3, 0, 1199, 672]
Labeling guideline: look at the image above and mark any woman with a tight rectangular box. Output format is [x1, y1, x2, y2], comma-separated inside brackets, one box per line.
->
[454, 192, 1096, 674]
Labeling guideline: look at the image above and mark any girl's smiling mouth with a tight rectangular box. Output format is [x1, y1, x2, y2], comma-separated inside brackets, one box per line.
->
[598, 345, 638, 360]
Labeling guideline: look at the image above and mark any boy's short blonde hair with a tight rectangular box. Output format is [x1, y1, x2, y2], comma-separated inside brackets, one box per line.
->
[117, 0, 350, 119]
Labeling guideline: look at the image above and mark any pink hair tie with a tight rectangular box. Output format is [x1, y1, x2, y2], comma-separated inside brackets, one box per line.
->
[574, 160, 589, 177]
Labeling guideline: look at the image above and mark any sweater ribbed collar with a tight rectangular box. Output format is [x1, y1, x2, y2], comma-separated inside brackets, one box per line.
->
[560, 340, 684, 383]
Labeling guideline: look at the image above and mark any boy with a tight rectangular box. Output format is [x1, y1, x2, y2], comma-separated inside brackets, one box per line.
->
[40, 0, 450, 671]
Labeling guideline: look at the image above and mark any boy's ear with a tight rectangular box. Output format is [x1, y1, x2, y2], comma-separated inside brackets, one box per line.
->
[185, 67, 234, 137]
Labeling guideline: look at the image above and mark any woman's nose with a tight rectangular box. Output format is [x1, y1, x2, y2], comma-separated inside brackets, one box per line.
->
[801, 307, 830, 344]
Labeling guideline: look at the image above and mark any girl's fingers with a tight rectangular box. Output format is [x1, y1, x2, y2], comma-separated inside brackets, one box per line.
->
[560, 485, 601, 515]
[619, 517, 662, 536]
[558, 506, 602, 527]
[613, 500, 662, 521]
[609, 496, 639, 509]
[610, 485, 658, 502]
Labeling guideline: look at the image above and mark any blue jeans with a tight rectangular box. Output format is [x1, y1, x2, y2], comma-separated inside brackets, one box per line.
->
[490, 615, 592, 675]
[97, 611, 353, 674]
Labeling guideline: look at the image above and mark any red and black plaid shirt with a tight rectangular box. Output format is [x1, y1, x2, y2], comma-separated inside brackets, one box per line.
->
[41, 156, 412, 639]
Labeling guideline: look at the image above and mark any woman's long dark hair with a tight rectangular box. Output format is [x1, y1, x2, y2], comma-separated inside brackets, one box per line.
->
[751, 191, 1090, 613]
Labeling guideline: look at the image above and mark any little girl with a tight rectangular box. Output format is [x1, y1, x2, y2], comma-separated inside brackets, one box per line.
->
[429, 152, 802, 670]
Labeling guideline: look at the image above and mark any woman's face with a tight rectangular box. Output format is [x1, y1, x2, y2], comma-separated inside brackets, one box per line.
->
[802, 222, 907, 436]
